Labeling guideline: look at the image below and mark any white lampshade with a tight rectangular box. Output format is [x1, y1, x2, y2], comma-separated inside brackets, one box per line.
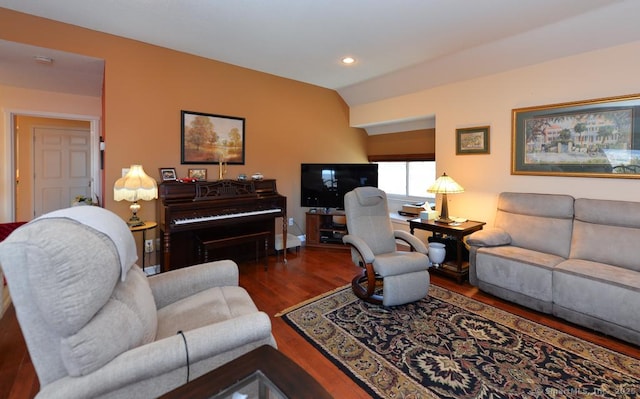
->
[427, 173, 464, 224]
[114, 165, 158, 226]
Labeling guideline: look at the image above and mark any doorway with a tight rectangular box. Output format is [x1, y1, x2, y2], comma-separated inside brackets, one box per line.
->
[6, 112, 101, 222]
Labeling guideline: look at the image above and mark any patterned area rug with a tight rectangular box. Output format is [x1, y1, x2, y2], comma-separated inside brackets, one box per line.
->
[279, 285, 640, 398]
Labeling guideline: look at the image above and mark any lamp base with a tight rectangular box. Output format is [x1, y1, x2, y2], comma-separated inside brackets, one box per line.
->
[127, 201, 144, 227]
[436, 193, 454, 224]
[127, 214, 144, 227]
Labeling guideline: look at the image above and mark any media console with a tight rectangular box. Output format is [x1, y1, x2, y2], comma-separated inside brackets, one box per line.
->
[305, 210, 349, 250]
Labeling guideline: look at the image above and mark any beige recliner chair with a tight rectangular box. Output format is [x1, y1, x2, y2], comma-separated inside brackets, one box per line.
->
[343, 187, 431, 306]
[0, 206, 275, 399]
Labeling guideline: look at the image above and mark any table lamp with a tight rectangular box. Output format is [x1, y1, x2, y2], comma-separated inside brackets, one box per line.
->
[427, 172, 464, 224]
[113, 165, 158, 227]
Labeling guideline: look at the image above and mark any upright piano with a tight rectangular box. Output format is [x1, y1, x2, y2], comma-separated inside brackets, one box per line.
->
[158, 179, 287, 271]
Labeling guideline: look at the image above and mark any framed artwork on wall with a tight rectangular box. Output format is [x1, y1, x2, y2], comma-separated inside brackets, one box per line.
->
[456, 126, 490, 155]
[159, 167, 177, 181]
[512, 93, 640, 178]
[181, 110, 245, 165]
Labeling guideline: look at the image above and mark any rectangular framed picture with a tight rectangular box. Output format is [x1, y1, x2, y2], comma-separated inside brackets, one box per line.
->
[188, 168, 207, 181]
[512, 94, 640, 178]
[159, 167, 177, 181]
[456, 126, 490, 155]
[181, 110, 245, 165]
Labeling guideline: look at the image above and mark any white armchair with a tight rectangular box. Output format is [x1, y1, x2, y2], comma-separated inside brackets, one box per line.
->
[343, 187, 431, 306]
[0, 206, 275, 399]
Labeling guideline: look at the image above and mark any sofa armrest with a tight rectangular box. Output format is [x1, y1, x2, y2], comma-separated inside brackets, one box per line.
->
[38, 312, 273, 399]
[148, 260, 239, 309]
[466, 227, 512, 247]
[394, 230, 428, 254]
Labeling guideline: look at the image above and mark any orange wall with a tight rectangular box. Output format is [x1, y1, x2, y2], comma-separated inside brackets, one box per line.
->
[0, 8, 368, 228]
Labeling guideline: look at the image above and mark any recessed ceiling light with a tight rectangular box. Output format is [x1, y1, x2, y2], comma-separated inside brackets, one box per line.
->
[341, 56, 356, 65]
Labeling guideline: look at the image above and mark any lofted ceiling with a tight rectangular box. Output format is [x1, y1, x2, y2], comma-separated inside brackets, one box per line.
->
[2, 0, 640, 133]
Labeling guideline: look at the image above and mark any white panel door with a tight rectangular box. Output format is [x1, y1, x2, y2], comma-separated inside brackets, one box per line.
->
[33, 127, 91, 218]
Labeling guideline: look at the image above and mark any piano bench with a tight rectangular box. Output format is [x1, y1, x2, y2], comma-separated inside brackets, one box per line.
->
[198, 231, 270, 270]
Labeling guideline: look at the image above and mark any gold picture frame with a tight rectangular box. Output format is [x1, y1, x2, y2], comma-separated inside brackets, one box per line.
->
[512, 93, 640, 178]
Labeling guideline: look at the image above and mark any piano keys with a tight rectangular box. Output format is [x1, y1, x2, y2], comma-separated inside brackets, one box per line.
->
[158, 179, 287, 271]
[173, 208, 282, 226]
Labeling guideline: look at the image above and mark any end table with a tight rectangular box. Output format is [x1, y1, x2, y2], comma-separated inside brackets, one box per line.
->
[409, 218, 485, 283]
[130, 221, 157, 273]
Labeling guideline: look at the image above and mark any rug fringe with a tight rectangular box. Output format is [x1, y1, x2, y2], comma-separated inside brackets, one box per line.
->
[275, 284, 350, 317]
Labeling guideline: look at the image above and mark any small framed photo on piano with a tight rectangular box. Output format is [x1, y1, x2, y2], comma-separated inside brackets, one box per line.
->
[188, 168, 207, 181]
[160, 167, 177, 181]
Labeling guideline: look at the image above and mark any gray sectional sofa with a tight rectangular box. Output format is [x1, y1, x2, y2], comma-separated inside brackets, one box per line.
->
[467, 192, 640, 346]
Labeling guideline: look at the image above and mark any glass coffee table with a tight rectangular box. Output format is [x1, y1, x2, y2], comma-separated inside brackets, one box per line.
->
[160, 345, 332, 399]
[210, 370, 286, 399]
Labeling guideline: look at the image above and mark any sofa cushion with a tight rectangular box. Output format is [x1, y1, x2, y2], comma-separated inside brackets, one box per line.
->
[111, 266, 157, 344]
[553, 259, 640, 333]
[60, 266, 157, 376]
[494, 192, 574, 258]
[155, 286, 259, 340]
[475, 246, 565, 303]
[38, 207, 138, 281]
[18, 219, 121, 336]
[571, 198, 640, 271]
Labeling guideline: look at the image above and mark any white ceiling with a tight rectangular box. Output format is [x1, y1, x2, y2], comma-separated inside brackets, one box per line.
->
[2, 0, 640, 132]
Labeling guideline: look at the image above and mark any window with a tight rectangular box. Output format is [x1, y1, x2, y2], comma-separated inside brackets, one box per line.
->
[376, 161, 436, 199]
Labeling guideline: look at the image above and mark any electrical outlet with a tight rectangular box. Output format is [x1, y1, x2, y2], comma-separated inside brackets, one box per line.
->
[144, 239, 154, 253]
[288, 217, 294, 226]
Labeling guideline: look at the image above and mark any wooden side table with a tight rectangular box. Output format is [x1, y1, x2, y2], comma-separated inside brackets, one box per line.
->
[409, 219, 485, 283]
[130, 221, 157, 273]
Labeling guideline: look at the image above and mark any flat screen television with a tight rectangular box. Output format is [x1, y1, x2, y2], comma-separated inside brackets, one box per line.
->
[300, 163, 378, 209]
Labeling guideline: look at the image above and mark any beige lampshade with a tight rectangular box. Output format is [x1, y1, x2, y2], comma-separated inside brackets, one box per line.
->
[114, 165, 158, 202]
[427, 173, 464, 194]
[427, 173, 463, 224]
[114, 165, 157, 226]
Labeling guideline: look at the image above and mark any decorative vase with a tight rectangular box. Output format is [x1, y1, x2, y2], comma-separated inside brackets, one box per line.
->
[428, 242, 446, 267]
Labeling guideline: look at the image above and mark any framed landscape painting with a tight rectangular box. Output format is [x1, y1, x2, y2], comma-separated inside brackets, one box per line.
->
[181, 110, 245, 165]
[456, 126, 490, 155]
[512, 94, 640, 178]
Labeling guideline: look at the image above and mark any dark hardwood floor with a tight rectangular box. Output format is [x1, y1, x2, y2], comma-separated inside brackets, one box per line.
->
[1, 247, 638, 398]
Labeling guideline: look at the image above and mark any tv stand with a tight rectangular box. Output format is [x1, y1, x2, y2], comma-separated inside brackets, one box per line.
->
[305, 210, 349, 250]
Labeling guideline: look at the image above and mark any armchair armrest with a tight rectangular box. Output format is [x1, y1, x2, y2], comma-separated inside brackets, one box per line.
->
[149, 260, 239, 309]
[342, 234, 375, 264]
[394, 230, 428, 254]
[466, 227, 511, 248]
[39, 312, 273, 399]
